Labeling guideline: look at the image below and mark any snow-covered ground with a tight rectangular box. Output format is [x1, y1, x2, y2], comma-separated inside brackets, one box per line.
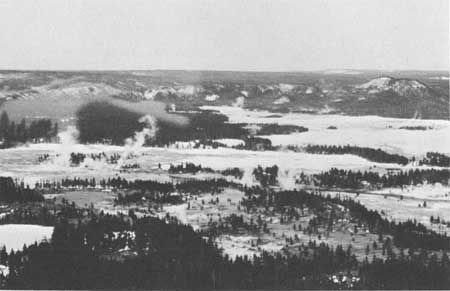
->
[372, 183, 450, 201]
[0, 144, 401, 188]
[215, 235, 284, 259]
[202, 106, 450, 156]
[324, 191, 450, 235]
[160, 188, 244, 231]
[213, 138, 245, 147]
[0, 224, 54, 252]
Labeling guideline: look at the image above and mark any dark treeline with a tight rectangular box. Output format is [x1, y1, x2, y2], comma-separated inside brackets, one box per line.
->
[256, 124, 308, 135]
[242, 187, 450, 251]
[0, 111, 58, 148]
[169, 162, 215, 174]
[1, 200, 449, 289]
[289, 145, 450, 168]
[419, 152, 450, 167]
[35, 176, 237, 205]
[0, 177, 43, 203]
[298, 144, 410, 165]
[54, 176, 236, 193]
[115, 178, 234, 205]
[399, 126, 430, 130]
[305, 168, 450, 189]
[168, 162, 244, 179]
[150, 111, 248, 146]
[115, 191, 182, 205]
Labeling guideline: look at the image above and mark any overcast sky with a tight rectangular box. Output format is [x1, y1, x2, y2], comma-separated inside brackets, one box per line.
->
[0, 0, 448, 71]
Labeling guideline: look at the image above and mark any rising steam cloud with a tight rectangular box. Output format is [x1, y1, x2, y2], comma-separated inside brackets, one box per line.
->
[118, 114, 158, 166]
[124, 115, 158, 148]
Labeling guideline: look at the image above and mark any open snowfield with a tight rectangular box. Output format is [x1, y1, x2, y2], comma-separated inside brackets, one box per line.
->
[0, 224, 54, 252]
[372, 184, 450, 201]
[202, 106, 450, 156]
[323, 191, 450, 235]
[160, 188, 244, 230]
[0, 143, 408, 188]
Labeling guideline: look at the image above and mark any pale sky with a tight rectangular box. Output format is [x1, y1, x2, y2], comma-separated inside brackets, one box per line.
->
[0, 0, 448, 71]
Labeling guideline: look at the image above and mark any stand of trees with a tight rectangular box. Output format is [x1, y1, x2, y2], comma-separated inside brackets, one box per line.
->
[0, 200, 449, 289]
[169, 162, 243, 178]
[150, 111, 248, 146]
[306, 168, 450, 189]
[0, 177, 43, 203]
[418, 152, 450, 167]
[34, 176, 238, 200]
[253, 165, 279, 187]
[298, 145, 410, 165]
[256, 124, 308, 135]
[242, 187, 450, 251]
[0, 111, 58, 148]
[68, 152, 121, 166]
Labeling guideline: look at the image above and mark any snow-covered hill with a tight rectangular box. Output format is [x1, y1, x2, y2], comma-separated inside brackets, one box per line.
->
[356, 76, 428, 96]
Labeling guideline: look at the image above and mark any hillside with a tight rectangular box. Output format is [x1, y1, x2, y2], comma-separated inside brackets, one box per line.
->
[0, 70, 448, 120]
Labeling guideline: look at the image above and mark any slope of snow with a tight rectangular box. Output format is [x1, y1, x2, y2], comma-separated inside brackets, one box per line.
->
[372, 184, 450, 201]
[429, 76, 449, 80]
[356, 77, 392, 90]
[273, 96, 290, 104]
[356, 77, 427, 95]
[205, 94, 220, 101]
[279, 83, 294, 93]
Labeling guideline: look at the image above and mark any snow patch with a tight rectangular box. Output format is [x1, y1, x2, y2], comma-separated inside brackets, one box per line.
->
[273, 96, 290, 105]
[279, 83, 294, 93]
[205, 94, 220, 101]
[0, 224, 54, 252]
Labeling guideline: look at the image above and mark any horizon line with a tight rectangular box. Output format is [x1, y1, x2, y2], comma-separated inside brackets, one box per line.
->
[0, 68, 448, 73]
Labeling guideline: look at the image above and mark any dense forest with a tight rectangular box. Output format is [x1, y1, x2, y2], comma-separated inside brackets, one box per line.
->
[0, 112, 58, 148]
[297, 145, 410, 165]
[0, 198, 449, 289]
[256, 124, 308, 135]
[0, 177, 43, 203]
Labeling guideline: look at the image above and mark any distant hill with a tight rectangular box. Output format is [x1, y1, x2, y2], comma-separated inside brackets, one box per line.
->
[0, 70, 448, 120]
[349, 76, 449, 119]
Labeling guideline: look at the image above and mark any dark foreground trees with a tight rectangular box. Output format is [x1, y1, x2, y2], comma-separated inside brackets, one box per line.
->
[1, 205, 449, 289]
[0, 177, 43, 203]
